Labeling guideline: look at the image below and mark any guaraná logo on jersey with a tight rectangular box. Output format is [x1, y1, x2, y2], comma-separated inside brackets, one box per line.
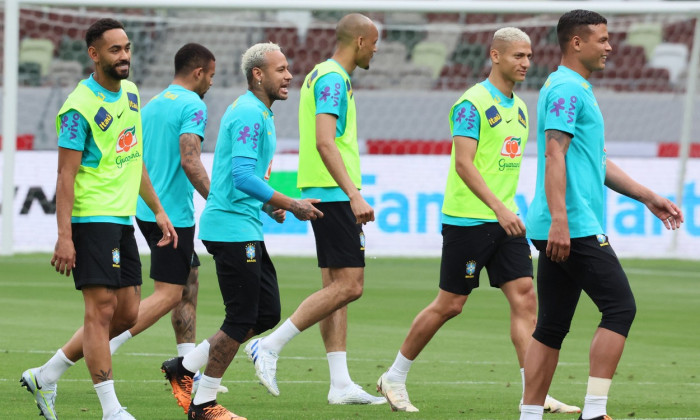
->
[94, 107, 113, 132]
[116, 126, 138, 153]
[127, 92, 139, 111]
[596, 234, 609, 247]
[112, 248, 121, 267]
[500, 136, 523, 159]
[359, 232, 366, 251]
[245, 243, 257, 262]
[465, 260, 477, 278]
[485, 105, 502, 127]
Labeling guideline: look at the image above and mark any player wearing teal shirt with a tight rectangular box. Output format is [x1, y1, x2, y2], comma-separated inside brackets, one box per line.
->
[520, 11, 684, 420]
[300, 60, 351, 203]
[105, 44, 217, 381]
[21, 19, 176, 420]
[380, 28, 578, 416]
[244, 14, 387, 408]
[163, 43, 321, 420]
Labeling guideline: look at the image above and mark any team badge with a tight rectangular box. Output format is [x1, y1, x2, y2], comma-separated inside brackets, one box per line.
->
[596, 234, 609, 247]
[245, 243, 257, 262]
[359, 232, 365, 251]
[465, 260, 477, 278]
[116, 126, 138, 153]
[94, 107, 113, 132]
[484, 105, 502, 127]
[127, 92, 139, 111]
[112, 248, 121, 267]
[500, 136, 522, 159]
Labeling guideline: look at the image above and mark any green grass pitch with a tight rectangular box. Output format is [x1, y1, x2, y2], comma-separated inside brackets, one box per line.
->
[1, 254, 699, 419]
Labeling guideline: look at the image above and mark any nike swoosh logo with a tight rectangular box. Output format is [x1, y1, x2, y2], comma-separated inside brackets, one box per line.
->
[117, 110, 124, 119]
[35, 376, 42, 390]
[506, 118, 513, 123]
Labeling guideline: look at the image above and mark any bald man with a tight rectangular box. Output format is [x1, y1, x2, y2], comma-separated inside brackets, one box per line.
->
[244, 13, 385, 405]
[376, 27, 579, 414]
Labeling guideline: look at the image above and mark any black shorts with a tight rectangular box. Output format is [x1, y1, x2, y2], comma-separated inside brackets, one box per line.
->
[202, 240, 281, 342]
[531, 235, 635, 346]
[136, 218, 198, 285]
[439, 223, 533, 295]
[72, 222, 142, 290]
[310, 201, 365, 268]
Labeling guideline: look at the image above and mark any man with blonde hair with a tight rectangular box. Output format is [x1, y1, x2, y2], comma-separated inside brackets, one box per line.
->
[244, 13, 386, 406]
[376, 27, 579, 414]
[161, 42, 322, 420]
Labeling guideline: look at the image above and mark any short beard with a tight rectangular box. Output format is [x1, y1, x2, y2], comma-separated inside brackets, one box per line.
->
[103, 61, 130, 80]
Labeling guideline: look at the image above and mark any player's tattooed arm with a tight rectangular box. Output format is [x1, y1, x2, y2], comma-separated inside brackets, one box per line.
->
[179, 133, 210, 199]
[288, 199, 323, 221]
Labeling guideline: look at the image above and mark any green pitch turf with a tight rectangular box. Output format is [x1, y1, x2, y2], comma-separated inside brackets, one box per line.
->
[1, 254, 698, 419]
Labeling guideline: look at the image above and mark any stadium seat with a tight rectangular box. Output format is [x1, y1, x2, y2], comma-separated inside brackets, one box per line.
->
[47, 60, 83, 87]
[410, 41, 447, 79]
[626, 22, 662, 60]
[436, 64, 472, 90]
[399, 65, 435, 89]
[19, 38, 54, 77]
[649, 43, 688, 84]
[18, 62, 42, 86]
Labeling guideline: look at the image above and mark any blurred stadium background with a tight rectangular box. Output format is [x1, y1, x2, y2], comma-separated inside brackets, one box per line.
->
[1, 0, 699, 257]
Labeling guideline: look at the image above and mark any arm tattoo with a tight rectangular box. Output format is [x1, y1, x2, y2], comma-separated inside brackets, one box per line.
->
[545, 129, 571, 154]
[94, 368, 112, 382]
[179, 133, 210, 199]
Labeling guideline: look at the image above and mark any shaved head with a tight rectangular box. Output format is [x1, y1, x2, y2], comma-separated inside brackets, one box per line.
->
[336, 13, 376, 45]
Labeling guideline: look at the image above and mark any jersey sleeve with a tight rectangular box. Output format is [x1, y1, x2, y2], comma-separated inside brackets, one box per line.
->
[451, 100, 480, 141]
[314, 72, 347, 117]
[543, 82, 584, 138]
[230, 105, 265, 160]
[180, 99, 207, 140]
[57, 110, 90, 151]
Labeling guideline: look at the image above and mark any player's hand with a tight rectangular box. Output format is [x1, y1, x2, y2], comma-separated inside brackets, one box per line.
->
[51, 236, 76, 276]
[155, 211, 178, 248]
[495, 208, 526, 237]
[546, 218, 570, 262]
[264, 204, 286, 224]
[645, 194, 684, 230]
[290, 198, 324, 221]
[349, 194, 375, 225]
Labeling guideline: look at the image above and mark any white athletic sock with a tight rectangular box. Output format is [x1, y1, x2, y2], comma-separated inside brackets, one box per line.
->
[183, 339, 209, 374]
[177, 342, 196, 357]
[582, 376, 612, 419]
[39, 349, 75, 385]
[519, 404, 544, 420]
[192, 374, 220, 406]
[386, 351, 413, 383]
[109, 330, 132, 355]
[262, 318, 300, 354]
[520, 367, 526, 396]
[327, 351, 353, 390]
[94, 380, 121, 418]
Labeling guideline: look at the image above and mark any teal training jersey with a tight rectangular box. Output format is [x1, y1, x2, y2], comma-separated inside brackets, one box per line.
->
[300, 59, 352, 203]
[526, 66, 607, 240]
[136, 84, 207, 227]
[57, 74, 130, 225]
[199, 91, 276, 242]
[442, 79, 516, 227]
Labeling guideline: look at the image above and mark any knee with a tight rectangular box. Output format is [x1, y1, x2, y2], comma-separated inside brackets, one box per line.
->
[600, 296, 637, 336]
[341, 281, 364, 304]
[255, 312, 281, 336]
[439, 299, 464, 319]
[110, 310, 138, 335]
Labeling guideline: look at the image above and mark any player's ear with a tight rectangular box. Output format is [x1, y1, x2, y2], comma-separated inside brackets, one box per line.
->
[87, 45, 99, 63]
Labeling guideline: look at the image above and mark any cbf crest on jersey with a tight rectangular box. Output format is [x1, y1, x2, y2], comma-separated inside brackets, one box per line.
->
[359, 232, 365, 251]
[112, 248, 120, 267]
[465, 260, 477, 278]
[484, 105, 502, 127]
[245, 243, 257, 262]
[307, 69, 319, 88]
